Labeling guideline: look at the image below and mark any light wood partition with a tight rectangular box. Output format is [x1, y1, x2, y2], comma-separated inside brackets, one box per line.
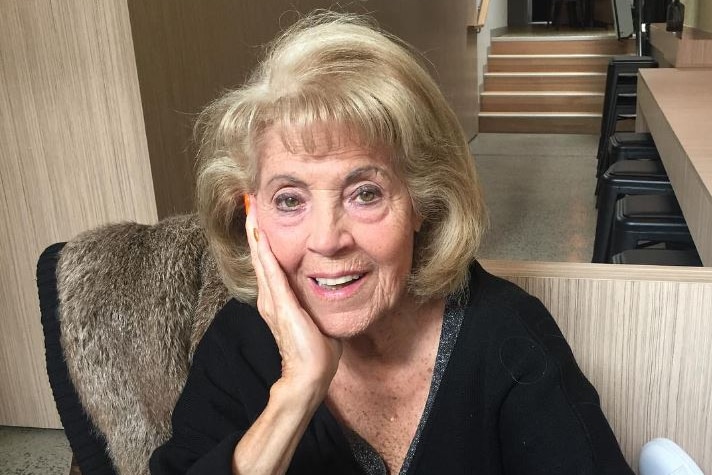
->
[484, 261, 712, 473]
[0, 1, 158, 428]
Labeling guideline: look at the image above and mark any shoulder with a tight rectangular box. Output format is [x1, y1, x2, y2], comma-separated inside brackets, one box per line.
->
[464, 260, 548, 326]
[192, 299, 277, 365]
[200, 299, 256, 342]
[460, 261, 578, 384]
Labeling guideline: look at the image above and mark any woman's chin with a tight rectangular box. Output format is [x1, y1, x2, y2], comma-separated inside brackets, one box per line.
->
[309, 310, 374, 340]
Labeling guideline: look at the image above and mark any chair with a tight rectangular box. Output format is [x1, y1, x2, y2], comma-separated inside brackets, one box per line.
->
[38, 243, 115, 475]
[592, 160, 673, 263]
[37, 215, 229, 475]
[596, 57, 658, 172]
[608, 194, 694, 260]
[597, 132, 659, 180]
[611, 249, 702, 266]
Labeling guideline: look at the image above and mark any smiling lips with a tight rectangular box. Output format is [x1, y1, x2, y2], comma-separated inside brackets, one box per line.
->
[313, 274, 363, 289]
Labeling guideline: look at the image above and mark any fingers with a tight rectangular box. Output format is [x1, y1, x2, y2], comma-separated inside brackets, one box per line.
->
[244, 195, 342, 388]
[244, 196, 304, 326]
[245, 197, 274, 318]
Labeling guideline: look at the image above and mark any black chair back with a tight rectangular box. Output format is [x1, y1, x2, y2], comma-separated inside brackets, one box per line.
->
[37, 243, 118, 475]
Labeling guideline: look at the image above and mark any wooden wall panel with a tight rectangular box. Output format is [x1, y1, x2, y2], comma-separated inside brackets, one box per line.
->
[696, 0, 712, 33]
[484, 261, 712, 473]
[0, 0, 157, 428]
[126, 0, 478, 217]
[370, 0, 478, 138]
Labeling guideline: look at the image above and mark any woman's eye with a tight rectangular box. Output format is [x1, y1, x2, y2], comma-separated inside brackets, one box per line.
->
[353, 186, 381, 204]
[275, 194, 302, 211]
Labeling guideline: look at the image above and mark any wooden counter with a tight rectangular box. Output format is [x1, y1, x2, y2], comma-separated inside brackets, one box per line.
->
[649, 23, 712, 67]
[636, 68, 712, 266]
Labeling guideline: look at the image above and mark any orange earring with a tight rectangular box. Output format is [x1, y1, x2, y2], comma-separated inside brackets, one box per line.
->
[243, 194, 251, 214]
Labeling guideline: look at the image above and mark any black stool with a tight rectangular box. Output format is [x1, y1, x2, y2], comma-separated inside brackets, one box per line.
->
[592, 159, 672, 263]
[596, 57, 658, 169]
[608, 194, 694, 261]
[597, 132, 659, 179]
[611, 249, 702, 266]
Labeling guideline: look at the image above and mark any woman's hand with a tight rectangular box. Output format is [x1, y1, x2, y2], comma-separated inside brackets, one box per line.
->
[231, 199, 343, 475]
[245, 198, 342, 398]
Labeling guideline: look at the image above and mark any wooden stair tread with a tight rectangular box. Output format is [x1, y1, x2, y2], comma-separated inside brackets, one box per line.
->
[488, 53, 615, 58]
[479, 112, 601, 117]
[493, 34, 619, 41]
[485, 72, 606, 76]
[481, 91, 604, 96]
[480, 36, 632, 133]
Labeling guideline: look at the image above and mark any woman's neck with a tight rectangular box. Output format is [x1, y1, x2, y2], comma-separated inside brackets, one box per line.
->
[338, 296, 446, 372]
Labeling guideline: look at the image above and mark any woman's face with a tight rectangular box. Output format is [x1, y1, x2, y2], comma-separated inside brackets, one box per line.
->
[253, 127, 422, 339]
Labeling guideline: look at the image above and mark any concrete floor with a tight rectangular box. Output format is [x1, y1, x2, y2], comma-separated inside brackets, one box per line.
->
[0, 426, 71, 475]
[471, 133, 598, 262]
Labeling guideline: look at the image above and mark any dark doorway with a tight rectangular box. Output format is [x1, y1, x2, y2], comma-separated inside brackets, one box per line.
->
[533, 0, 550, 22]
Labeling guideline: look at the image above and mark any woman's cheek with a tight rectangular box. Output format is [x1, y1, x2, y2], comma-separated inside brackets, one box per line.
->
[261, 219, 306, 271]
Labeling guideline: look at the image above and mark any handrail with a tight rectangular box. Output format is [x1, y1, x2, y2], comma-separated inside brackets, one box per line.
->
[470, 0, 491, 32]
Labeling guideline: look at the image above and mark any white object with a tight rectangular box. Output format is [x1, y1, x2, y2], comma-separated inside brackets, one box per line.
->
[639, 438, 704, 475]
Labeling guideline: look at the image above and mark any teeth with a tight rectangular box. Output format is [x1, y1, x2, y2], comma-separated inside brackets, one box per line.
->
[315, 274, 361, 287]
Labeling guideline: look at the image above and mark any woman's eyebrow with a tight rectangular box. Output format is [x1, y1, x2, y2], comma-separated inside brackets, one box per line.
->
[265, 174, 307, 188]
[344, 166, 388, 185]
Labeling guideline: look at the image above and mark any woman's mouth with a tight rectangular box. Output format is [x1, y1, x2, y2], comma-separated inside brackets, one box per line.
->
[313, 274, 363, 290]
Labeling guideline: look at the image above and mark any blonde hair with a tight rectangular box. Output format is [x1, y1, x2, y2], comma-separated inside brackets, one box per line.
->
[195, 11, 487, 304]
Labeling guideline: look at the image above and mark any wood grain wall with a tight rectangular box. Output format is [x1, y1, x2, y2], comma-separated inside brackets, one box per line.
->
[0, 1, 157, 427]
[126, 0, 478, 217]
[697, 0, 712, 32]
[484, 261, 712, 473]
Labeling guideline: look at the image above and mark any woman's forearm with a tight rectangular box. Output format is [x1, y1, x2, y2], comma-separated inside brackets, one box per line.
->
[231, 379, 326, 475]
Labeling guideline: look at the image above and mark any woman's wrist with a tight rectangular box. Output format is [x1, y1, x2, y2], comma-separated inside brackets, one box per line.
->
[232, 378, 326, 475]
[270, 376, 329, 414]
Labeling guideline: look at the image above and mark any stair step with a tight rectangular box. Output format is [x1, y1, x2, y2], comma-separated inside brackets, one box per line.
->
[487, 54, 615, 73]
[484, 72, 606, 92]
[480, 92, 604, 113]
[479, 35, 635, 133]
[479, 112, 601, 134]
[490, 37, 635, 55]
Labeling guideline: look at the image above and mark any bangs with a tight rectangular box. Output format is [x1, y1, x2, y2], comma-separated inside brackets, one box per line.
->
[252, 81, 406, 159]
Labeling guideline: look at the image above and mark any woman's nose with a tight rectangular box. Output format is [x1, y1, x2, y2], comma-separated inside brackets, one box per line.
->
[305, 201, 355, 257]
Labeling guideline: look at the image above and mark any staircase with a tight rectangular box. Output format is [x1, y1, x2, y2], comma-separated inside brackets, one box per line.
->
[479, 35, 635, 134]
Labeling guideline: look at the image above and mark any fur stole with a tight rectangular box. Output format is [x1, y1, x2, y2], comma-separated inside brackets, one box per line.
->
[57, 214, 229, 474]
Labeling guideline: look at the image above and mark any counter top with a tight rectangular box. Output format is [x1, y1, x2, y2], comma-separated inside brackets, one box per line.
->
[637, 68, 712, 266]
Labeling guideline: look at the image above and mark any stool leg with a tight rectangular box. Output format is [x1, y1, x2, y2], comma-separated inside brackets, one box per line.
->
[610, 222, 639, 260]
[592, 186, 619, 263]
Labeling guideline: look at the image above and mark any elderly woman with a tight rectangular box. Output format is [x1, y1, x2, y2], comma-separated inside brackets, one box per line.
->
[150, 12, 632, 475]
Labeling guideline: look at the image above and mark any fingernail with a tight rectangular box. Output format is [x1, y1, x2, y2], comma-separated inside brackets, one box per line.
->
[253, 227, 260, 242]
[243, 194, 251, 214]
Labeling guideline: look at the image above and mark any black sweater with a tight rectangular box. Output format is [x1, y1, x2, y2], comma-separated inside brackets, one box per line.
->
[150, 262, 633, 474]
